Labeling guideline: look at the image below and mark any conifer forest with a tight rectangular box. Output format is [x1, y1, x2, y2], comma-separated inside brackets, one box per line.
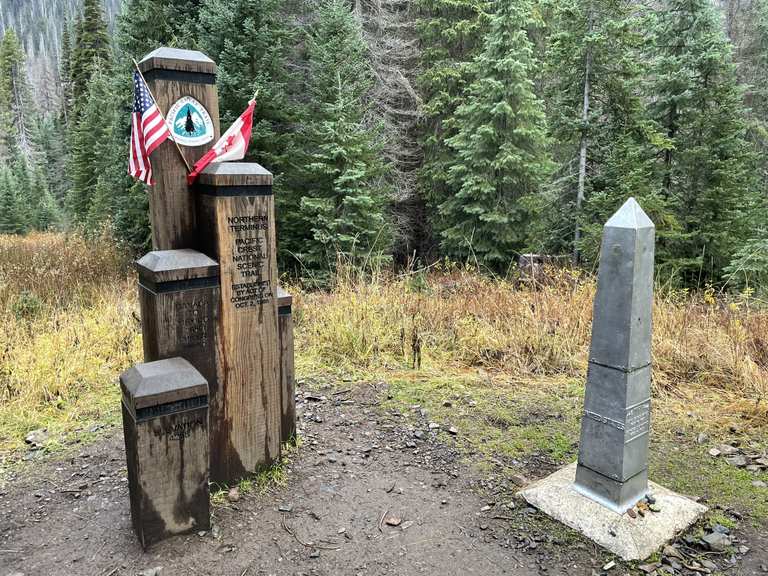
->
[1, 0, 767, 288]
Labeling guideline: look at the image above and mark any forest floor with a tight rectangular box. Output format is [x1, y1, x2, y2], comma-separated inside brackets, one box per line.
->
[1, 380, 767, 576]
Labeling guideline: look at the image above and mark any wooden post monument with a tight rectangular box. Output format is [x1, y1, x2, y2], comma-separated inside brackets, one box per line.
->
[123, 46, 296, 546]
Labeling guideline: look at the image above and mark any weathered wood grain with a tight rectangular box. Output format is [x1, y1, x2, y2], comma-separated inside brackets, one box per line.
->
[138, 48, 221, 251]
[277, 288, 296, 444]
[196, 163, 281, 483]
[120, 358, 211, 549]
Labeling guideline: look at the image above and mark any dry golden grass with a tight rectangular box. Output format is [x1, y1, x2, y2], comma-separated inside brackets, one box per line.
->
[1, 233, 766, 460]
[0, 233, 141, 456]
[295, 264, 768, 431]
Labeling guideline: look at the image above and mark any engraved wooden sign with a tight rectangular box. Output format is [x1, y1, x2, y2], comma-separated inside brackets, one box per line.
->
[196, 163, 281, 483]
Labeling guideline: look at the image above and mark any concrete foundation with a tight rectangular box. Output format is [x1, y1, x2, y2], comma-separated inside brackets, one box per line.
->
[520, 462, 707, 560]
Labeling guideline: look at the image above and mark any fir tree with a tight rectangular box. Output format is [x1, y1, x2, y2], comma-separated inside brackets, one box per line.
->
[70, 0, 110, 110]
[296, 0, 391, 272]
[60, 18, 74, 124]
[0, 167, 23, 235]
[437, 0, 551, 269]
[117, 0, 203, 58]
[0, 29, 34, 160]
[649, 0, 758, 281]
[543, 0, 667, 264]
[67, 67, 120, 226]
[415, 0, 489, 237]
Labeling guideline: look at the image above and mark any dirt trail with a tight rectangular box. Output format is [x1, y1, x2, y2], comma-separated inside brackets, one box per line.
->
[0, 383, 765, 576]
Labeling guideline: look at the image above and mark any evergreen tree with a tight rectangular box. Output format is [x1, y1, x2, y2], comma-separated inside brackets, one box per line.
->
[415, 0, 490, 240]
[197, 0, 297, 169]
[0, 167, 23, 235]
[436, 0, 550, 269]
[295, 0, 391, 272]
[70, 0, 110, 110]
[0, 29, 34, 159]
[543, 0, 667, 264]
[67, 67, 120, 226]
[649, 0, 758, 281]
[60, 18, 74, 124]
[117, 0, 203, 58]
[198, 0, 304, 269]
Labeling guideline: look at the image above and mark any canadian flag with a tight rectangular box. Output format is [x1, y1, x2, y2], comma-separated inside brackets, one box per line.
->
[187, 99, 257, 185]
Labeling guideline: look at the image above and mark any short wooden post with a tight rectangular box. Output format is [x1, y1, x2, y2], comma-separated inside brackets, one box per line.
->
[195, 163, 281, 483]
[136, 249, 220, 435]
[120, 357, 210, 548]
[138, 47, 221, 250]
[277, 287, 296, 443]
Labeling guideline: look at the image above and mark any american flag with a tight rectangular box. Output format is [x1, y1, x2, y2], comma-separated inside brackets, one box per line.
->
[129, 71, 170, 185]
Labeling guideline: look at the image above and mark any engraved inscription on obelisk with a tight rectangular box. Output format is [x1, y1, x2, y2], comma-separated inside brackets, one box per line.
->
[574, 197, 655, 513]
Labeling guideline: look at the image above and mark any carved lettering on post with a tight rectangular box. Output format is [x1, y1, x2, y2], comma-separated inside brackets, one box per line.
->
[196, 163, 281, 484]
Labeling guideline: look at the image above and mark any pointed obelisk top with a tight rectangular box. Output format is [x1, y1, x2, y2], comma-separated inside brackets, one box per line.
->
[605, 197, 655, 230]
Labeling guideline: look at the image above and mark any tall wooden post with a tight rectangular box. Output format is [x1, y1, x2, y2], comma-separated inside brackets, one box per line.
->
[138, 47, 220, 250]
[196, 163, 281, 483]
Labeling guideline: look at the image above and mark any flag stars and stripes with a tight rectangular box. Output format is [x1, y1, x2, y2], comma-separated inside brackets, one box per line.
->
[129, 71, 170, 185]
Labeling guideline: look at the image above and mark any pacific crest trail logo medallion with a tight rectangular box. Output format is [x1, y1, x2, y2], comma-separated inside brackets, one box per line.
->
[166, 96, 214, 146]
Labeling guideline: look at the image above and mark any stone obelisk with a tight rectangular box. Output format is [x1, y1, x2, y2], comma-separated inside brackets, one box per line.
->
[520, 197, 706, 561]
[573, 197, 655, 513]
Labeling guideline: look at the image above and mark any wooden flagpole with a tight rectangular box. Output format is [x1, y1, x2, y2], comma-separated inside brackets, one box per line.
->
[132, 58, 192, 174]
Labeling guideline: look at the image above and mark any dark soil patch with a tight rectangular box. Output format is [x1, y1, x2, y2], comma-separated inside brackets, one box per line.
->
[0, 382, 765, 576]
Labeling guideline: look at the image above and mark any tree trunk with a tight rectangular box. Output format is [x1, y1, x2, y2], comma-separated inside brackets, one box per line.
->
[573, 9, 593, 265]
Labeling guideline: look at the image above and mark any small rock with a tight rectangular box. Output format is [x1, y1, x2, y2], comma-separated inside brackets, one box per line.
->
[24, 428, 48, 447]
[738, 545, 749, 554]
[442, 400, 452, 407]
[717, 444, 740, 456]
[480, 505, 492, 512]
[447, 426, 458, 435]
[708, 448, 722, 458]
[701, 531, 732, 552]
[649, 503, 662, 513]
[278, 503, 293, 512]
[479, 524, 489, 531]
[603, 560, 616, 571]
[663, 545, 684, 560]
[751, 480, 766, 488]
[428, 422, 440, 430]
[639, 563, 660, 573]
[309, 549, 320, 559]
[197, 531, 206, 537]
[725, 455, 748, 468]
[759, 563, 768, 573]
[226, 487, 240, 503]
[700, 559, 717, 570]
[712, 523, 730, 534]
[696, 432, 708, 444]
[510, 475, 528, 487]
[211, 525, 221, 540]
[384, 514, 402, 527]
[138, 568, 162, 576]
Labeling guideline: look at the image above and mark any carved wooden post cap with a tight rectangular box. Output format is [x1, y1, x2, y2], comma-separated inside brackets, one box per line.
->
[138, 47, 217, 78]
[137, 249, 220, 290]
[197, 162, 274, 189]
[120, 357, 208, 415]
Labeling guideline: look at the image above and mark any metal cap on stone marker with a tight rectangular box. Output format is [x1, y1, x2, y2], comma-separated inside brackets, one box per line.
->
[575, 197, 655, 514]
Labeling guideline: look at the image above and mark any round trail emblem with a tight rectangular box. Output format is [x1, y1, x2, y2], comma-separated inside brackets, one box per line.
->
[167, 96, 214, 146]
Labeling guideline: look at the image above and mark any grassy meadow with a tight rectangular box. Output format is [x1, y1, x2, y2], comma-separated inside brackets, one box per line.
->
[0, 233, 766, 519]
